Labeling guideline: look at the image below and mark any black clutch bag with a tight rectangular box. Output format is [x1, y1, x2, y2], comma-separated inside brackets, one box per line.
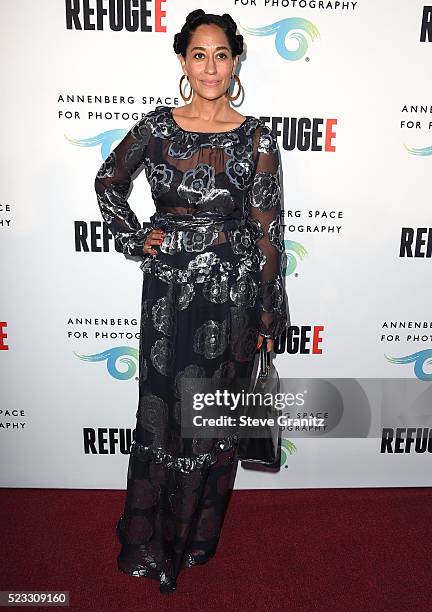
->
[237, 344, 281, 469]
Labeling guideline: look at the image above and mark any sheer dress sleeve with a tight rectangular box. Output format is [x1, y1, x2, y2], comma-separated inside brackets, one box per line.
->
[248, 123, 290, 340]
[94, 117, 152, 259]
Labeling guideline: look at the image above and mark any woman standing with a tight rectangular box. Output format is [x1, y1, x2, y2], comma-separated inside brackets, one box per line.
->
[94, 9, 289, 595]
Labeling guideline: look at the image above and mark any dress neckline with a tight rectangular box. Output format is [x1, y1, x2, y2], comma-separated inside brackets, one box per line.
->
[167, 106, 250, 135]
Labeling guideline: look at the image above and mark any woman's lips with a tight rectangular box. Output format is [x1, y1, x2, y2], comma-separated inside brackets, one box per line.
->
[201, 80, 221, 87]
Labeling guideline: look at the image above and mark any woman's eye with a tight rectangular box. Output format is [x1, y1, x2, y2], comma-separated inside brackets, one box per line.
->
[192, 52, 228, 60]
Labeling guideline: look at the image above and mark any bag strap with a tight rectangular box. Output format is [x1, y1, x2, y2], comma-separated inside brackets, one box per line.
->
[259, 343, 271, 377]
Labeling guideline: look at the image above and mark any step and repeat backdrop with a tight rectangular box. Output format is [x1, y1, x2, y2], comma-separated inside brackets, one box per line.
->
[1, 1, 431, 489]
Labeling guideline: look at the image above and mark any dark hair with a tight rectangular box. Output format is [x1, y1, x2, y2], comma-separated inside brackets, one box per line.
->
[173, 9, 244, 58]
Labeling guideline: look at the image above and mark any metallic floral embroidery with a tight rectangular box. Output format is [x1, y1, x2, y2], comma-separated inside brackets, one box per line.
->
[96, 151, 116, 178]
[229, 274, 258, 308]
[174, 363, 206, 399]
[182, 228, 222, 252]
[131, 117, 152, 144]
[176, 283, 195, 310]
[140, 357, 148, 383]
[168, 131, 201, 160]
[150, 337, 174, 376]
[137, 394, 169, 444]
[152, 296, 176, 336]
[177, 163, 216, 205]
[225, 158, 253, 190]
[145, 108, 178, 139]
[193, 319, 229, 359]
[260, 277, 285, 312]
[212, 360, 236, 380]
[130, 435, 239, 474]
[202, 276, 229, 304]
[257, 124, 278, 154]
[227, 226, 256, 256]
[249, 172, 281, 212]
[144, 158, 174, 199]
[268, 215, 285, 252]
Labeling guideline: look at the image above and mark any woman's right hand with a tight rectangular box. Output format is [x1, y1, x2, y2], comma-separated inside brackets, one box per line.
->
[143, 229, 165, 256]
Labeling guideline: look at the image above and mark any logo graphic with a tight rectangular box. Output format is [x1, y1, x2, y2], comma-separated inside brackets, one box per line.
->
[284, 239, 307, 276]
[385, 349, 432, 381]
[239, 18, 320, 60]
[0, 321, 8, 350]
[403, 143, 432, 157]
[65, 129, 128, 160]
[420, 6, 432, 42]
[74, 346, 138, 380]
[281, 438, 297, 467]
[399, 227, 432, 257]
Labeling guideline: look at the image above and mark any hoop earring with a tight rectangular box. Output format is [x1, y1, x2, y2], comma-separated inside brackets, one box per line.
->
[179, 75, 193, 102]
[226, 74, 242, 101]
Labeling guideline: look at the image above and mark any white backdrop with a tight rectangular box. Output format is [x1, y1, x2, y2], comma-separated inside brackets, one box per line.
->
[1, 0, 432, 489]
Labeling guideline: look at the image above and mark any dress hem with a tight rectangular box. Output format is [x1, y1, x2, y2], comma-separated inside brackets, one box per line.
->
[117, 548, 217, 594]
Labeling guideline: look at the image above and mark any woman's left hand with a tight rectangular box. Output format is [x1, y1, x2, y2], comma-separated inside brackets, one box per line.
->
[256, 334, 274, 352]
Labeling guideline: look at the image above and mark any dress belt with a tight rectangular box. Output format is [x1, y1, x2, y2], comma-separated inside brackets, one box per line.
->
[149, 211, 246, 232]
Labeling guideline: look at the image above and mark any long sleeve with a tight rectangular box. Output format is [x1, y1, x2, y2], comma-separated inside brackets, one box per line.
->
[94, 117, 152, 258]
[248, 123, 290, 340]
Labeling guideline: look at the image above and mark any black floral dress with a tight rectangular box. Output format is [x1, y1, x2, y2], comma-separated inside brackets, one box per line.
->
[94, 105, 289, 593]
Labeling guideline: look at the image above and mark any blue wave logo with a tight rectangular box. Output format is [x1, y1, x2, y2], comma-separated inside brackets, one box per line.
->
[239, 18, 320, 60]
[404, 143, 432, 157]
[64, 129, 128, 160]
[74, 346, 139, 380]
[284, 239, 307, 276]
[385, 349, 432, 381]
[281, 439, 297, 466]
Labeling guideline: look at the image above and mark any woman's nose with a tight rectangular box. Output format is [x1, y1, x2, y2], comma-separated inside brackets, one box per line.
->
[205, 60, 216, 73]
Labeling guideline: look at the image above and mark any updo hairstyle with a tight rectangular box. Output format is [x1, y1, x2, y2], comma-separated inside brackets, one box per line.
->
[173, 9, 244, 58]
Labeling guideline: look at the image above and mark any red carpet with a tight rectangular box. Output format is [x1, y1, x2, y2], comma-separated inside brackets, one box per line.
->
[1, 487, 431, 611]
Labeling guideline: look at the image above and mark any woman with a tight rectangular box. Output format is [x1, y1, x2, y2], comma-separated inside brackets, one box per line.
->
[94, 9, 289, 595]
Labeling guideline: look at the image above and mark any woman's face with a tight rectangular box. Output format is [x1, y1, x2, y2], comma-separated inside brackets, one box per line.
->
[179, 23, 238, 101]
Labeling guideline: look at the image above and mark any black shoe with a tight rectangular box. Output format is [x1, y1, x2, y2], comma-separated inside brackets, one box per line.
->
[159, 573, 176, 595]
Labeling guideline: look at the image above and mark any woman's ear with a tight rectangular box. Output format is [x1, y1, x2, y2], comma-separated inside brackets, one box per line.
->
[176, 53, 186, 72]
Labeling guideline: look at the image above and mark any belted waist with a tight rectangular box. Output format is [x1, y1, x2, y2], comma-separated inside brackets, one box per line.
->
[149, 211, 246, 232]
[140, 211, 266, 281]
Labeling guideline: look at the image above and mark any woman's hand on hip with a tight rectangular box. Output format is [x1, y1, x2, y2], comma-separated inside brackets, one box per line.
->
[143, 229, 165, 256]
